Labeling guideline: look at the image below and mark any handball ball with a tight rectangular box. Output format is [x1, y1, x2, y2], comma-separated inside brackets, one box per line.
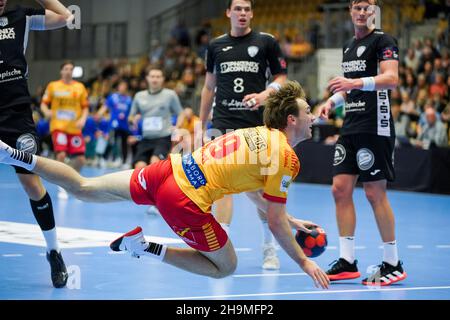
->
[295, 226, 327, 258]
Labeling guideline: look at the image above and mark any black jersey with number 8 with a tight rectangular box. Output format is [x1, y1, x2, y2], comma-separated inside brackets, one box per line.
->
[206, 31, 287, 130]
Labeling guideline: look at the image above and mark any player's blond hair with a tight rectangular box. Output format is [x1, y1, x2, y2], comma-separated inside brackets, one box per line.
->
[264, 81, 307, 130]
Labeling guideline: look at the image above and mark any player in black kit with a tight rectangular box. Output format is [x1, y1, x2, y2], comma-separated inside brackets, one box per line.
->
[199, 0, 287, 270]
[317, 0, 406, 286]
[0, 0, 73, 288]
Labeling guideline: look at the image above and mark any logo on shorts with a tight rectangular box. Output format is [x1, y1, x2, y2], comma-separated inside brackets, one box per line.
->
[16, 134, 38, 154]
[138, 169, 147, 191]
[334, 144, 346, 166]
[357, 148, 375, 171]
[0, 18, 8, 27]
[248, 46, 259, 58]
[71, 136, 82, 148]
[176, 228, 191, 237]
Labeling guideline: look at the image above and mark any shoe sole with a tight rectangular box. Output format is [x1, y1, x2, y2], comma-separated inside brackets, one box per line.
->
[328, 272, 361, 281]
[110, 226, 142, 251]
[362, 272, 407, 286]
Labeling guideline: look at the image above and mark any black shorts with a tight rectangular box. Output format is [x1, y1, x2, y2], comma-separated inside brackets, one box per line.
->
[0, 104, 40, 175]
[132, 136, 171, 166]
[333, 134, 395, 182]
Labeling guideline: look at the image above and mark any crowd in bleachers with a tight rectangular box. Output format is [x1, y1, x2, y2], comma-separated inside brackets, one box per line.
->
[29, 1, 449, 171]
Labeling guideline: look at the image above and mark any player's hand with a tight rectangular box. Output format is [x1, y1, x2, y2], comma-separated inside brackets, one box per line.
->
[316, 101, 333, 120]
[300, 259, 330, 289]
[328, 76, 357, 94]
[290, 219, 319, 233]
[243, 92, 267, 111]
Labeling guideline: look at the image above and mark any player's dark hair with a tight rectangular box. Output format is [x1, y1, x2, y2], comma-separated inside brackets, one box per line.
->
[349, 0, 378, 8]
[60, 60, 74, 70]
[264, 81, 306, 130]
[227, 0, 255, 10]
[145, 66, 164, 77]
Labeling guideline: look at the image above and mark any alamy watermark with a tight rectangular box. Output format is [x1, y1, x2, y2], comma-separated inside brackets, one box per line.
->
[66, 5, 81, 30]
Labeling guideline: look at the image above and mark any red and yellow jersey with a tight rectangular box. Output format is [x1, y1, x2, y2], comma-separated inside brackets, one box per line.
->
[42, 80, 89, 134]
[170, 126, 300, 213]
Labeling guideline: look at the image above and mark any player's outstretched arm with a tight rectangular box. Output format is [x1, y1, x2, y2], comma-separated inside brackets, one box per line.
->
[0, 140, 133, 203]
[35, 0, 73, 30]
[267, 201, 330, 289]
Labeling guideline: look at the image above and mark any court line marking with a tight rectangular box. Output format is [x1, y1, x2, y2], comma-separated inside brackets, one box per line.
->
[407, 245, 424, 249]
[149, 286, 450, 300]
[233, 273, 307, 278]
[73, 252, 93, 255]
[437, 245, 450, 249]
[2, 254, 23, 257]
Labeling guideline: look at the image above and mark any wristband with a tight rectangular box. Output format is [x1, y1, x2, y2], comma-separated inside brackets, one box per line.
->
[329, 93, 345, 109]
[361, 77, 376, 91]
[268, 82, 282, 92]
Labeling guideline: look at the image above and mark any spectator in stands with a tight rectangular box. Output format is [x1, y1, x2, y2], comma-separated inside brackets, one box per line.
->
[400, 91, 419, 117]
[404, 48, 420, 73]
[429, 73, 447, 99]
[413, 104, 448, 148]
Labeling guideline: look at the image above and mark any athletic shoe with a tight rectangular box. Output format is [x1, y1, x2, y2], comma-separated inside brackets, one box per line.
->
[362, 261, 407, 286]
[262, 243, 280, 270]
[110, 226, 148, 258]
[326, 258, 361, 281]
[46, 250, 68, 288]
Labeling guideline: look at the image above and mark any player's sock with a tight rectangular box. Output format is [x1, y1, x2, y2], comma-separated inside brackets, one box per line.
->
[141, 242, 168, 261]
[30, 192, 59, 252]
[220, 223, 230, 236]
[262, 221, 275, 245]
[383, 240, 399, 266]
[339, 236, 355, 264]
[0, 140, 37, 171]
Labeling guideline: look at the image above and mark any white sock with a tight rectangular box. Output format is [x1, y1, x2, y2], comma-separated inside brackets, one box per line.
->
[43, 228, 60, 253]
[262, 221, 274, 245]
[220, 223, 230, 236]
[140, 242, 167, 261]
[339, 236, 355, 264]
[383, 240, 399, 266]
[1, 142, 37, 171]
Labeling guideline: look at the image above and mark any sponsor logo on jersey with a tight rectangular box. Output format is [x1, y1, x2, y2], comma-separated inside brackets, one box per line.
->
[334, 144, 346, 166]
[279, 57, 287, 69]
[280, 175, 292, 192]
[0, 68, 22, 82]
[357, 148, 375, 171]
[346, 101, 367, 113]
[357, 46, 366, 57]
[344, 48, 350, 54]
[220, 61, 259, 74]
[243, 128, 268, 153]
[182, 153, 207, 189]
[16, 134, 38, 154]
[0, 27, 15, 40]
[248, 46, 259, 58]
[382, 47, 399, 60]
[222, 46, 233, 52]
[342, 60, 367, 73]
[0, 17, 8, 27]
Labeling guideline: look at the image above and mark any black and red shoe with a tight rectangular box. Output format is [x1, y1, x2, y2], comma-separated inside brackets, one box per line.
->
[362, 261, 407, 286]
[326, 258, 361, 281]
[110, 226, 147, 257]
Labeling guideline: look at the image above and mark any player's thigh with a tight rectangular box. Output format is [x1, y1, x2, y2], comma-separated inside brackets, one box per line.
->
[86, 169, 134, 202]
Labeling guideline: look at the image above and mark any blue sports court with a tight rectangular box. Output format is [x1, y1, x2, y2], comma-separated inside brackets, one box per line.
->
[1, 164, 449, 300]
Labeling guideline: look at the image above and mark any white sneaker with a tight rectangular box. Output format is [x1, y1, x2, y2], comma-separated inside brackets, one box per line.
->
[147, 205, 161, 216]
[0, 140, 13, 164]
[110, 226, 148, 258]
[57, 186, 69, 200]
[262, 243, 280, 270]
